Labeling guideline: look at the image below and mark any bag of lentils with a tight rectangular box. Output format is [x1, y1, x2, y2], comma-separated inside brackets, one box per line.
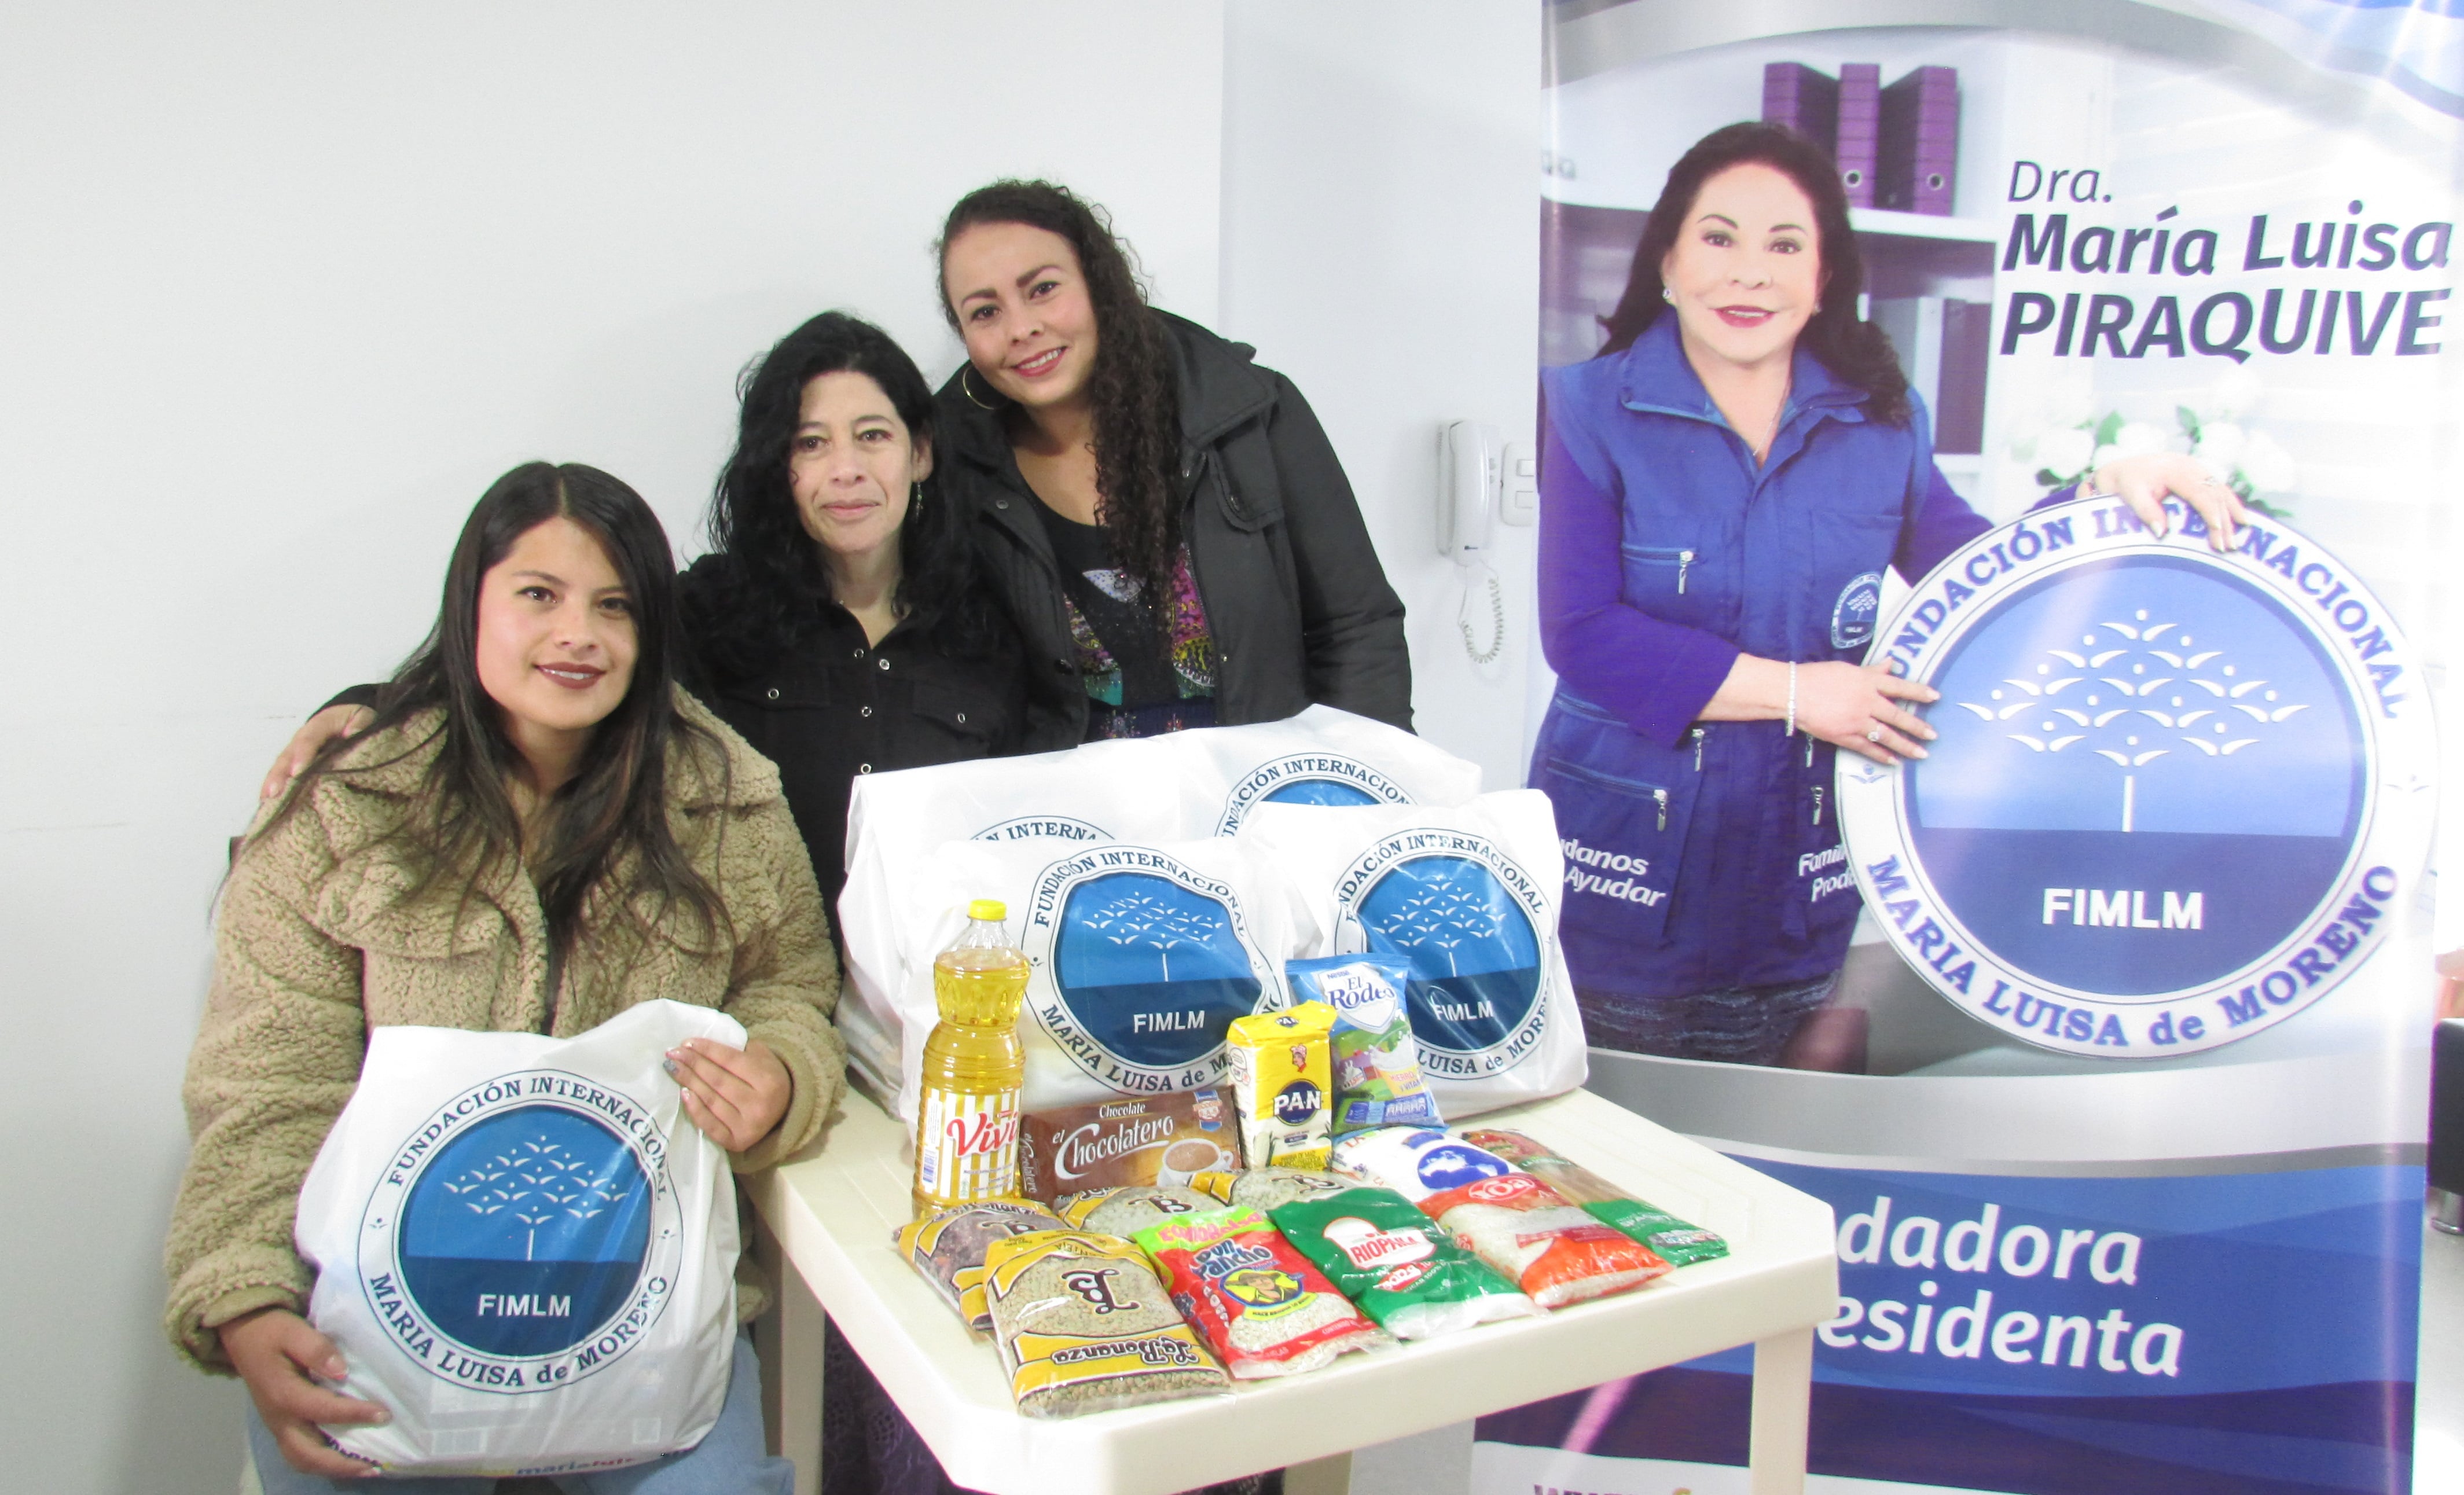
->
[981, 1230, 1229, 1417]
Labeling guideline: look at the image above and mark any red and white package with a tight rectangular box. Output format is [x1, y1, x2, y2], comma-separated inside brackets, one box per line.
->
[1418, 1171, 1670, 1309]
[1132, 1206, 1391, 1379]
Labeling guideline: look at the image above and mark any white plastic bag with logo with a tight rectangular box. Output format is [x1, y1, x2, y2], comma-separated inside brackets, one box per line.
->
[293, 1000, 741, 1477]
[1237, 791, 1587, 1118]
[883, 836, 1316, 1121]
[837, 706, 1479, 1107]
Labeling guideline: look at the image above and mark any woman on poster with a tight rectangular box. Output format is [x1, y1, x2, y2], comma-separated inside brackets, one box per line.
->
[1532, 121, 2244, 1067]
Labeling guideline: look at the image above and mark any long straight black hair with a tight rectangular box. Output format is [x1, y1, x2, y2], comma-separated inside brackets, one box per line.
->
[937, 179, 1184, 610]
[1596, 121, 1910, 425]
[257, 462, 724, 958]
[692, 311, 996, 684]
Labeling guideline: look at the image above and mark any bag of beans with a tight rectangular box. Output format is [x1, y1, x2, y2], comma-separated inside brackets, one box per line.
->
[982, 1230, 1230, 1417]
[1269, 1187, 1539, 1341]
[1131, 1207, 1390, 1379]
[1191, 1167, 1360, 1212]
[893, 1200, 1067, 1335]
[1456, 1129, 1729, 1267]
[1056, 1185, 1220, 1237]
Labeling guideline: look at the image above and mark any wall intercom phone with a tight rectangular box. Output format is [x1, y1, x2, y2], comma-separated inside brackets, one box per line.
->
[1436, 421, 1535, 663]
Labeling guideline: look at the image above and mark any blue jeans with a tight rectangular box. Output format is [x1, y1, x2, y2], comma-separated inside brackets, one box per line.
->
[248, 1333, 792, 1495]
[1577, 972, 1840, 1067]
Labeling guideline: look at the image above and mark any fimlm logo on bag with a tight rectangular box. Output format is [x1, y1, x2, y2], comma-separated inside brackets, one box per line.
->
[358, 1071, 683, 1390]
[1216, 752, 1415, 832]
[1335, 831, 1552, 1077]
[1839, 499, 2432, 1056]
[1024, 847, 1279, 1094]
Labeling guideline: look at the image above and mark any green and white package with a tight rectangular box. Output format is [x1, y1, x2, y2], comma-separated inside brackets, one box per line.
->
[1269, 1186, 1540, 1341]
[1288, 954, 1444, 1137]
[1456, 1128, 1728, 1266]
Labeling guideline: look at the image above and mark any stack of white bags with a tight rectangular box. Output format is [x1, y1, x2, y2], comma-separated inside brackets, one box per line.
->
[838, 705, 1590, 1124]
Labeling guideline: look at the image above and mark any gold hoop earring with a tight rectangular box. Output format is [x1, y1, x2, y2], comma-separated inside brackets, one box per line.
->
[959, 363, 998, 412]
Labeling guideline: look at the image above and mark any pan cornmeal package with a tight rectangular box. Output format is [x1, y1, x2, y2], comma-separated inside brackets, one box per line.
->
[1457, 1128, 1729, 1266]
[1269, 1187, 1539, 1341]
[980, 1230, 1230, 1417]
[894, 1200, 1067, 1334]
[1131, 1206, 1390, 1378]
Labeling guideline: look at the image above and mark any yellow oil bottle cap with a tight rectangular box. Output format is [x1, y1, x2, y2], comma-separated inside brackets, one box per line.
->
[968, 899, 1008, 922]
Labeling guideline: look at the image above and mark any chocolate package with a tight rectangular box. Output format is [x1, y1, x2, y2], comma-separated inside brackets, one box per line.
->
[1016, 1089, 1238, 1204]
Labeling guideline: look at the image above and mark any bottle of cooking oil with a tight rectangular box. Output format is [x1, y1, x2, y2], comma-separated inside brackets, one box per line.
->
[912, 899, 1029, 1215]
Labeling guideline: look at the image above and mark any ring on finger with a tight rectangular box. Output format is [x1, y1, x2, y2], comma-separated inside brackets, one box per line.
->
[1867, 726, 1885, 743]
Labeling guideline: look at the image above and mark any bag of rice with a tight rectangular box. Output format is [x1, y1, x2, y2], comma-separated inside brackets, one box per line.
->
[1328, 1126, 1515, 1202]
[1132, 1207, 1390, 1378]
[1288, 954, 1442, 1137]
[1056, 1185, 1220, 1237]
[982, 1230, 1230, 1417]
[839, 707, 1481, 1107]
[1418, 1172, 1671, 1309]
[871, 834, 1311, 1122]
[1235, 792, 1587, 1120]
[1456, 1129, 1729, 1266]
[1269, 1187, 1539, 1341]
[1190, 1167, 1362, 1212]
[893, 1200, 1067, 1334]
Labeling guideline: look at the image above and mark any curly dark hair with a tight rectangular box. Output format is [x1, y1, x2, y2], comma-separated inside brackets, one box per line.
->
[1596, 121, 1910, 426]
[691, 311, 997, 684]
[252, 462, 725, 963]
[937, 179, 1184, 610]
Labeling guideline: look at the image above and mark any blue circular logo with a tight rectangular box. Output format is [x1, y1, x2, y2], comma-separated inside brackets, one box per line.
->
[1354, 854, 1542, 1057]
[1839, 500, 2432, 1057]
[397, 1105, 651, 1358]
[1217, 754, 1413, 831]
[1832, 570, 1885, 649]
[1413, 1140, 1512, 1192]
[1049, 868, 1265, 1071]
[1262, 779, 1382, 809]
[357, 1074, 683, 1393]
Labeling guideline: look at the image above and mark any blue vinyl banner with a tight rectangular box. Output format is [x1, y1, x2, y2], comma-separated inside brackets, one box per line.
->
[1511, 2, 2449, 1492]
[1479, 1156, 2422, 1494]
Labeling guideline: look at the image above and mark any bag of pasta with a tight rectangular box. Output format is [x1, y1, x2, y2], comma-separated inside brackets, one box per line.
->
[1456, 1129, 1728, 1266]
[981, 1230, 1229, 1417]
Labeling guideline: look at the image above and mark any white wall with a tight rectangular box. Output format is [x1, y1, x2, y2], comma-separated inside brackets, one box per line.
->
[1221, 1, 1545, 789]
[0, 5, 1224, 1489]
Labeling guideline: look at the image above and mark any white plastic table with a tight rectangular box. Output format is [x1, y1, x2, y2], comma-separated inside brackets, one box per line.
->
[749, 1086, 1837, 1495]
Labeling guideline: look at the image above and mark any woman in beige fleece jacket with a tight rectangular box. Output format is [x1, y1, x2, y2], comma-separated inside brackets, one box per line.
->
[164, 462, 842, 1488]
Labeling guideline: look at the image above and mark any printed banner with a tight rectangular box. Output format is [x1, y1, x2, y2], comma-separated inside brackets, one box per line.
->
[1504, 3, 2450, 1492]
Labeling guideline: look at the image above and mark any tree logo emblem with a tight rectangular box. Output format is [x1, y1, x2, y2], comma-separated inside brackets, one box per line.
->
[1337, 830, 1555, 1074]
[1837, 501, 2432, 1057]
[1027, 850, 1278, 1093]
[354, 1072, 683, 1391]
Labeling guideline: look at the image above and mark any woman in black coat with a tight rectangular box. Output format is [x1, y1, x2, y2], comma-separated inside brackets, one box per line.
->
[679, 310, 1070, 905]
[935, 178, 1412, 745]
